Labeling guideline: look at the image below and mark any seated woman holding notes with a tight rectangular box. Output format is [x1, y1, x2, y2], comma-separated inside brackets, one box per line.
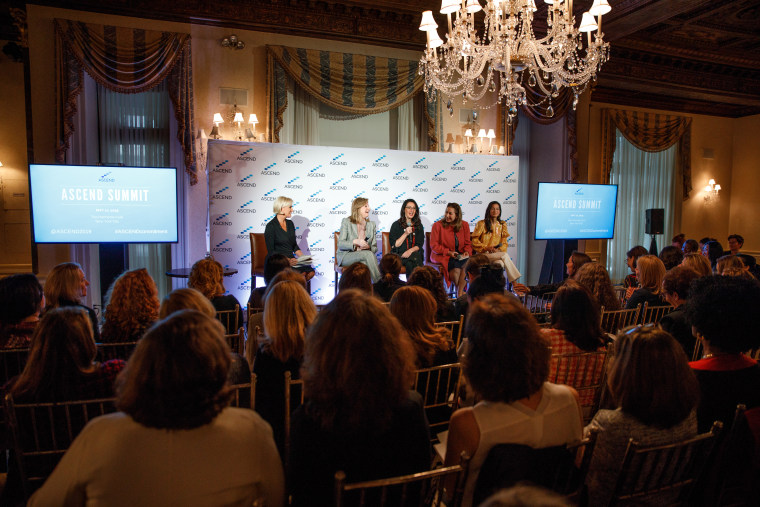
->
[336, 197, 381, 283]
[264, 196, 315, 282]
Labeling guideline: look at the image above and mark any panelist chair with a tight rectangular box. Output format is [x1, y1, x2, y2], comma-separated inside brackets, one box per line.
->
[333, 231, 344, 295]
[249, 233, 267, 289]
[381, 232, 407, 275]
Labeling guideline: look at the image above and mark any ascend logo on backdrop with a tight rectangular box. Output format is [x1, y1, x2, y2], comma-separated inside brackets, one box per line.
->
[307, 165, 325, 178]
[469, 193, 483, 205]
[372, 179, 388, 192]
[237, 200, 257, 214]
[285, 176, 303, 189]
[237, 174, 257, 188]
[351, 167, 368, 179]
[372, 155, 389, 167]
[212, 160, 232, 173]
[259, 214, 275, 228]
[237, 148, 256, 162]
[505, 215, 516, 228]
[374, 203, 389, 215]
[237, 226, 254, 240]
[237, 252, 252, 265]
[432, 193, 447, 205]
[330, 178, 347, 191]
[260, 163, 279, 176]
[432, 170, 447, 182]
[309, 214, 325, 228]
[393, 169, 409, 181]
[330, 153, 347, 166]
[487, 161, 500, 172]
[309, 239, 325, 252]
[469, 171, 483, 182]
[307, 190, 325, 203]
[213, 213, 232, 226]
[238, 277, 252, 292]
[212, 186, 232, 200]
[503, 193, 517, 205]
[504, 171, 517, 183]
[486, 182, 500, 194]
[412, 157, 428, 169]
[260, 189, 277, 202]
[212, 239, 232, 253]
[98, 171, 115, 183]
[392, 192, 407, 204]
[450, 182, 465, 194]
[450, 159, 465, 171]
[412, 180, 428, 192]
[284, 151, 303, 164]
[328, 203, 347, 215]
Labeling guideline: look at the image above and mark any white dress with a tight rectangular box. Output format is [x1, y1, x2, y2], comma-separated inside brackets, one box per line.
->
[462, 382, 583, 507]
[28, 407, 285, 507]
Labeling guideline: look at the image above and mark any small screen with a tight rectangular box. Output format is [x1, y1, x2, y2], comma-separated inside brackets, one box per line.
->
[535, 182, 618, 240]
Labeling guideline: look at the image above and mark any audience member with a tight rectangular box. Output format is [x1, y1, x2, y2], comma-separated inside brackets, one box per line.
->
[702, 240, 725, 271]
[686, 276, 760, 431]
[682, 238, 699, 254]
[574, 262, 621, 311]
[288, 290, 430, 507]
[658, 245, 684, 270]
[337, 261, 373, 293]
[248, 253, 290, 309]
[453, 254, 491, 320]
[444, 294, 582, 507]
[466, 265, 508, 302]
[247, 269, 307, 351]
[671, 233, 686, 250]
[623, 245, 648, 297]
[254, 280, 317, 455]
[715, 254, 752, 278]
[390, 286, 456, 368]
[408, 265, 457, 321]
[372, 253, 406, 302]
[44, 262, 100, 341]
[0, 273, 44, 348]
[682, 252, 712, 277]
[29, 310, 284, 506]
[699, 237, 717, 252]
[100, 268, 159, 343]
[736, 252, 760, 279]
[660, 265, 701, 358]
[726, 234, 744, 255]
[513, 251, 591, 297]
[625, 255, 666, 309]
[188, 257, 243, 334]
[585, 326, 699, 506]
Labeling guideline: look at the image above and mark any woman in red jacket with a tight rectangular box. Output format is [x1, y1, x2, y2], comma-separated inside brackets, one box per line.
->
[431, 203, 472, 298]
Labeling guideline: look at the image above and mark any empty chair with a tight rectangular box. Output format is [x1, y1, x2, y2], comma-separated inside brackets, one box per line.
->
[249, 232, 268, 288]
[283, 371, 305, 469]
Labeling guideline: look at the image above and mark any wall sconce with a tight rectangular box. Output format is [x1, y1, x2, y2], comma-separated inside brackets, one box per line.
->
[221, 34, 245, 50]
[445, 133, 455, 153]
[233, 112, 245, 140]
[245, 114, 259, 141]
[210, 113, 223, 139]
[704, 178, 721, 204]
[487, 129, 496, 151]
[477, 129, 487, 153]
[464, 129, 473, 152]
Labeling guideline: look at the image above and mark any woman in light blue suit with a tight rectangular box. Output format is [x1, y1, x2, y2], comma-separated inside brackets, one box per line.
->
[337, 197, 381, 283]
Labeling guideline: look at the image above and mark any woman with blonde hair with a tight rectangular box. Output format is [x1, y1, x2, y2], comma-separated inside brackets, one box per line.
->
[681, 252, 712, 277]
[390, 285, 456, 367]
[431, 203, 472, 297]
[336, 197, 380, 283]
[264, 196, 315, 281]
[574, 262, 621, 311]
[44, 262, 99, 340]
[100, 268, 160, 343]
[625, 255, 667, 309]
[188, 257, 242, 333]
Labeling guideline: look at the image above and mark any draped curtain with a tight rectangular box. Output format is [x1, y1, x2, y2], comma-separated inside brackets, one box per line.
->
[266, 45, 439, 150]
[601, 108, 692, 199]
[54, 18, 198, 184]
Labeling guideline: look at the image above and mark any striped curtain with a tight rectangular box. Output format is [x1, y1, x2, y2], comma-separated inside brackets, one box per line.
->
[266, 45, 440, 150]
[601, 108, 692, 199]
[54, 19, 198, 184]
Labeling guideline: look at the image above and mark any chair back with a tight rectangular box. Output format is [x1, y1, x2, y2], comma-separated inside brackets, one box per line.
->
[0, 348, 30, 386]
[249, 233, 267, 287]
[600, 305, 641, 334]
[381, 232, 407, 275]
[473, 433, 597, 506]
[413, 362, 462, 438]
[608, 421, 722, 506]
[531, 311, 551, 326]
[216, 305, 240, 335]
[230, 373, 256, 410]
[4, 393, 117, 500]
[96, 341, 138, 362]
[435, 315, 464, 350]
[640, 302, 673, 324]
[247, 306, 264, 322]
[334, 231, 344, 294]
[424, 231, 443, 268]
[523, 292, 555, 313]
[284, 370, 305, 471]
[711, 404, 760, 505]
[548, 345, 611, 424]
[334, 453, 471, 507]
[224, 326, 246, 356]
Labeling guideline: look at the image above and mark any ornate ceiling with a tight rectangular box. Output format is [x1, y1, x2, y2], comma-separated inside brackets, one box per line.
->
[2, 0, 759, 116]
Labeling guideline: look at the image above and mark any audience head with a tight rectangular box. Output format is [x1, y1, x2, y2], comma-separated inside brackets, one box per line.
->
[0, 273, 44, 326]
[44, 262, 89, 308]
[466, 265, 507, 301]
[626, 246, 648, 273]
[715, 254, 745, 276]
[264, 253, 291, 285]
[408, 265, 448, 311]
[188, 258, 225, 300]
[398, 198, 420, 226]
[338, 262, 372, 293]
[465, 294, 549, 403]
[671, 233, 686, 250]
[550, 280, 605, 351]
[480, 484, 572, 507]
[682, 239, 699, 254]
[263, 269, 307, 301]
[441, 202, 463, 231]
[390, 285, 451, 366]
[727, 234, 744, 254]
[117, 310, 231, 429]
[635, 255, 666, 293]
[350, 197, 369, 224]
[160, 288, 216, 319]
[273, 195, 293, 215]
[379, 253, 403, 285]
[11, 307, 96, 400]
[566, 251, 591, 278]
[661, 266, 700, 307]
[101, 268, 160, 341]
[699, 237, 716, 250]
[464, 254, 490, 282]
[681, 252, 712, 277]
[658, 245, 684, 271]
[574, 262, 620, 311]
[686, 276, 760, 354]
[703, 240, 725, 269]
[608, 326, 699, 428]
[263, 280, 317, 363]
[302, 289, 415, 432]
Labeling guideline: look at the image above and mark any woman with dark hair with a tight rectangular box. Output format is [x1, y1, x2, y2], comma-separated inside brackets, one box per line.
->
[373, 253, 406, 302]
[471, 201, 521, 283]
[431, 203, 472, 297]
[682, 238, 699, 254]
[188, 257, 243, 333]
[625, 255, 667, 309]
[0, 273, 44, 348]
[702, 240, 725, 271]
[660, 265, 701, 357]
[408, 265, 457, 321]
[248, 253, 290, 309]
[389, 198, 424, 275]
[658, 245, 684, 271]
[672, 233, 686, 250]
[686, 276, 760, 432]
[574, 262, 621, 311]
[623, 245, 648, 301]
[29, 310, 284, 506]
[288, 290, 430, 507]
[338, 262, 372, 293]
[254, 280, 317, 454]
[390, 286, 456, 367]
[585, 327, 700, 506]
[100, 268, 160, 343]
[264, 196, 315, 281]
[44, 262, 99, 341]
[444, 294, 582, 507]
[337, 197, 380, 283]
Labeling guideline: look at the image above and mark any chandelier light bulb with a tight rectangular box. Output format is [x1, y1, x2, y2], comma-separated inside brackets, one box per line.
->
[708, 179, 716, 185]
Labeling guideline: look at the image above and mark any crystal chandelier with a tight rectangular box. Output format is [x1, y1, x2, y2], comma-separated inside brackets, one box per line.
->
[418, 0, 612, 119]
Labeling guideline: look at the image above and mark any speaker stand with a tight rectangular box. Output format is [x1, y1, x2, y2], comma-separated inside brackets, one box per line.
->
[648, 235, 659, 256]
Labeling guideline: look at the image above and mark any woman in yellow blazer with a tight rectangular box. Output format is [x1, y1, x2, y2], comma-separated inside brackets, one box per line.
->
[471, 201, 521, 282]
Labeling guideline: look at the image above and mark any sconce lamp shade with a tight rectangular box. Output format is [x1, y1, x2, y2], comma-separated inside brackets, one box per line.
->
[196, 129, 207, 140]
[464, 129, 473, 138]
[445, 133, 456, 144]
[714, 184, 721, 191]
[708, 178, 716, 185]
[210, 126, 220, 138]
[465, 0, 482, 14]
[487, 129, 496, 139]
[455, 135, 464, 144]
[498, 145, 505, 155]
[249, 114, 259, 125]
[233, 112, 244, 124]
[213, 113, 224, 124]
[477, 128, 487, 139]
